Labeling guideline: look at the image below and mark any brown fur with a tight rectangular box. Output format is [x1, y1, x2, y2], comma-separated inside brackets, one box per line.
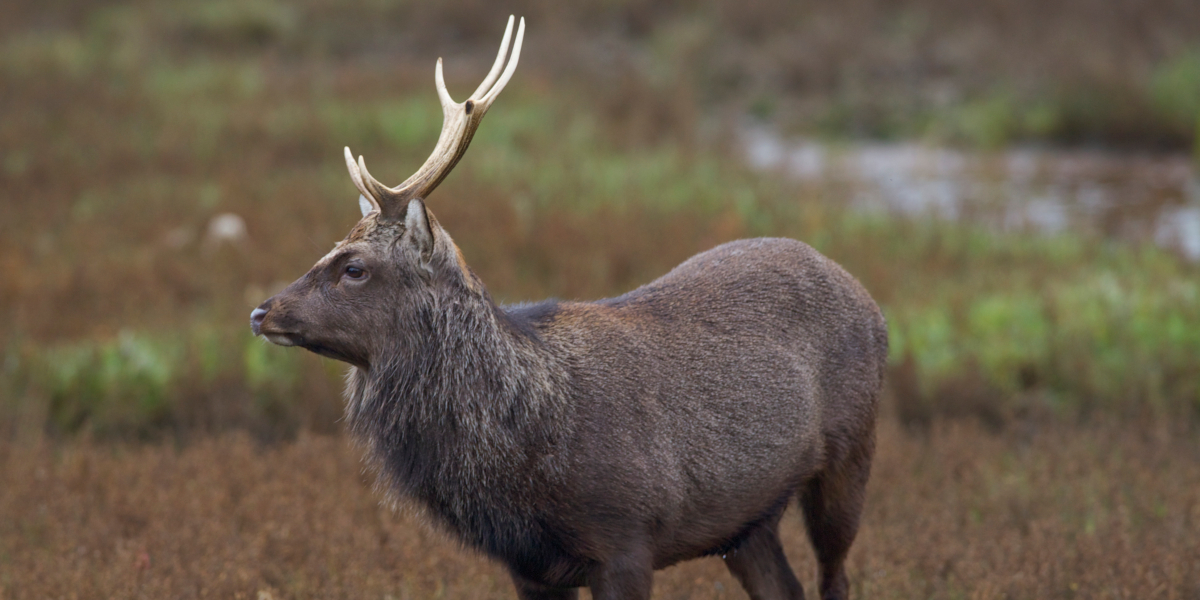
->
[252, 198, 887, 600]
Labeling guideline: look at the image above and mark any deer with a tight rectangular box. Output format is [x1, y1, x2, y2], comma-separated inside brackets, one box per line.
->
[250, 16, 887, 600]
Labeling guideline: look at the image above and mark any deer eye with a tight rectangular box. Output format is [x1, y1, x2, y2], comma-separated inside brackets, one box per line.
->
[344, 265, 366, 280]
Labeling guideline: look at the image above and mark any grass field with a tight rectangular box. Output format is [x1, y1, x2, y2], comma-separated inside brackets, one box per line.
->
[3, 0, 1200, 596]
[3, 420, 1197, 599]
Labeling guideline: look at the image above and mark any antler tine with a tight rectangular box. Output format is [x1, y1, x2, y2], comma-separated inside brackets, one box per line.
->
[345, 146, 380, 212]
[478, 17, 524, 105]
[470, 15, 515, 100]
[356, 154, 395, 204]
[435, 58, 454, 108]
[349, 17, 524, 218]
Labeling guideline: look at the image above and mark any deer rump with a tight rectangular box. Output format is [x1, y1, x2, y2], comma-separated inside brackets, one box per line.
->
[343, 237, 886, 591]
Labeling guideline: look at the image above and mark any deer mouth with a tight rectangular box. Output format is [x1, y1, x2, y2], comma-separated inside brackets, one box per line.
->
[251, 306, 301, 346]
[263, 333, 299, 346]
[252, 311, 364, 366]
[263, 329, 360, 366]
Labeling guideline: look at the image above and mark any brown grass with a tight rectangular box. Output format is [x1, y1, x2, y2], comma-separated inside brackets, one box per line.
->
[2, 417, 1197, 599]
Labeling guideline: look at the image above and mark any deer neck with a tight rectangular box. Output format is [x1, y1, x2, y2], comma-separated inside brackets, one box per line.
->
[342, 290, 571, 538]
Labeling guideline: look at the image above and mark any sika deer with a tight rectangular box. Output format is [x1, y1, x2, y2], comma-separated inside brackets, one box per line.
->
[251, 16, 887, 600]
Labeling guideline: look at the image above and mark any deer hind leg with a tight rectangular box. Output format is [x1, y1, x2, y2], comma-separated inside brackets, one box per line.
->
[799, 434, 874, 600]
[723, 518, 807, 600]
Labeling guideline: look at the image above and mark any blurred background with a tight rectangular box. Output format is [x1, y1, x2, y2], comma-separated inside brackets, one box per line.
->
[2, 0, 1198, 597]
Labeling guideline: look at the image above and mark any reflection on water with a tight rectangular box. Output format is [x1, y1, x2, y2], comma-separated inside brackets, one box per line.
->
[742, 127, 1200, 261]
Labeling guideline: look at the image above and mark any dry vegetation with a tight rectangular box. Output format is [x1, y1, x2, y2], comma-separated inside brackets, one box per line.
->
[2, 421, 1197, 599]
[3, 0, 1200, 596]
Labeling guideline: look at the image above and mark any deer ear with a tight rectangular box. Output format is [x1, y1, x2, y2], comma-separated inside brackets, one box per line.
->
[358, 195, 375, 217]
[404, 198, 436, 264]
[355, 194, 374, 218]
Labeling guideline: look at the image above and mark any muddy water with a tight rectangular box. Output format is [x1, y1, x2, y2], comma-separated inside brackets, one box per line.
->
[741, 127, 1200, 261]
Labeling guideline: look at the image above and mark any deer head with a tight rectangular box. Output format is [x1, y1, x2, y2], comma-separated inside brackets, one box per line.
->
[250, 16, 525, 370]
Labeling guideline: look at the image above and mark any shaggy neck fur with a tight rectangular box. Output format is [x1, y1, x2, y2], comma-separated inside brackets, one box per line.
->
[343, 286, 572, 559]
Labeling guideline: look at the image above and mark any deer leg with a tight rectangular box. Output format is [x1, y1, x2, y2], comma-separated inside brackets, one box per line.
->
[510, 572, 579, 600]
[723, 519, 806, 600]
[513, 584, 578, 600]
[799, 435, 874, 600]
[587, 550, 654, 600]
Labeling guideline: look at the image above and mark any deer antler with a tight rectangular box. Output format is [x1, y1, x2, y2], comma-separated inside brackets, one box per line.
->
[346, 15, 525, 218]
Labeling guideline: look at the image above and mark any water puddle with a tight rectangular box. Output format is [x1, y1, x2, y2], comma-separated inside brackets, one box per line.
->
[741, 126, 1200, 261]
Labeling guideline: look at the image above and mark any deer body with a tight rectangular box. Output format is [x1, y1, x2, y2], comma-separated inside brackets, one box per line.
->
[345, 237, 885, 591]
[252, 17, 886, 599]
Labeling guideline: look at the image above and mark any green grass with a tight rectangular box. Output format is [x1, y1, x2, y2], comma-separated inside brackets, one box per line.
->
[5, 159, 1198, 438]
[2, 0, 1199, 439]
[1151, 50, 1200, 140]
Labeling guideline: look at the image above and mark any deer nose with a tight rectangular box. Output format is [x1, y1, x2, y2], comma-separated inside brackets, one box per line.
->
[250, 306, 269, 335]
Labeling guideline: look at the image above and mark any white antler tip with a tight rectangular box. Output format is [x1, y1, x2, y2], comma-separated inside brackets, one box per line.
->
[435, 58, 455, 106]
[344, 146, 362, 182]
[480, 16, 523, 104]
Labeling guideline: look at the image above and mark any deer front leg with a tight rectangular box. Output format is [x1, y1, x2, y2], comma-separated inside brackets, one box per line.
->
[588, 550, 654, 600]
[511, 574, 579, 600]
